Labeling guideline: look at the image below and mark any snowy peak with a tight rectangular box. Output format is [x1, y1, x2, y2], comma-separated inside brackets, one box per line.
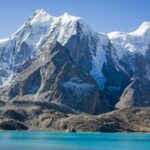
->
[0, 9, 110, 89]
[28, 10, 83, 28]
[32, 9, 49, 17]
[108, 22, 150, 39]
[14, 9, 53, 36]
[130, 22, 150, 36]
[108, 22, 150, 58]
[29, 9, 52, 25]
[12, 10, 88, 47]
[4, 9, 94, 47]
[0, 9, 100, 56]
[61, 12, 82, 22]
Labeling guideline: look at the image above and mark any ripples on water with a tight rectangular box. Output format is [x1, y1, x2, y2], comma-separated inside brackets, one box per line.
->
[0, 131, 150, 150]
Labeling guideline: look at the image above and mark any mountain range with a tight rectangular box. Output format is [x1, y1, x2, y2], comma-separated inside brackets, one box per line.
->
[0, 10, 150, 131]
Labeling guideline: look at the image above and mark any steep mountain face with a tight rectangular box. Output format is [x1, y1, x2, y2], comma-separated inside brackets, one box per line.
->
[108, 22, 150, 109]
[116, 78, 150, 109]
[1, 42, 108, 114]
[0, 10, 111, 114]
[0, 10, 109, 89]
[0, 9, 150, 118]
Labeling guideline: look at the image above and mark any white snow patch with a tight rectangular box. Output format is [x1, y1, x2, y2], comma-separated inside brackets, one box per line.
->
[30, 9, 52, 25]
[129, 22, 150, 36]
[62, 81, 94, 89]
[108, 22, 150, 59]
[0, 38, 9, 43]
[61, 81, 94, 96]
[0, 38, 9, 47]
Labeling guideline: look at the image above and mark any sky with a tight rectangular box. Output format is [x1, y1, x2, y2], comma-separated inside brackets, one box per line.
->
[0, 0, 149, 38]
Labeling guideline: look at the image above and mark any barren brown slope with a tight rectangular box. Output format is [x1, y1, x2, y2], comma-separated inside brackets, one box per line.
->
[0, 103, 150, 132]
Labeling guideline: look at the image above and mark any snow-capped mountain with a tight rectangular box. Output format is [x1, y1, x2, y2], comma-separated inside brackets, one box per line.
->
[0, 10, 150, 114]
[0, 10, 111, 114]
[108, 22, 150, 109]
[0, 9, 108, 90]
[108, 22, 150, 58]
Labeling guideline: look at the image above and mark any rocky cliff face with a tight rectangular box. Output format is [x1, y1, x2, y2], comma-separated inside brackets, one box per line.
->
[0, 10, 111, 115]
[116, 78, 150, 109]
[0, 10, 150, 119]
[2, 42, 108, 114]
[108, 22, 150, 109]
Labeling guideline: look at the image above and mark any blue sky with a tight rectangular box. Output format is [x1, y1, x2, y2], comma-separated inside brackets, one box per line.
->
[0, 0, 149, 38]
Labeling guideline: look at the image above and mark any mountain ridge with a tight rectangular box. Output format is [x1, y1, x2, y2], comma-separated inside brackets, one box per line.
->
[0, 10, 150, 131]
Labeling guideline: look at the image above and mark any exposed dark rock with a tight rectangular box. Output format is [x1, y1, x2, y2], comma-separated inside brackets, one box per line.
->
[0, 120, 28, 130]
[0, 43, 108, 115]
[116, 78, 150, 109]
[3, 109, 28, 122]
[0, 11, 150, 132]
[0, 100, 6, 107]
[103, 44, 131, 108]
[66, 128, 76, 133]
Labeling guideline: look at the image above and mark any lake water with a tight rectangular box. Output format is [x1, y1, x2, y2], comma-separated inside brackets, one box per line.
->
[0, 131, 150, 150]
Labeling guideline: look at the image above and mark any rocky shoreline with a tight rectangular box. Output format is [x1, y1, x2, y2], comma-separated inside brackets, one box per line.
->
[0, 101, 150, 132]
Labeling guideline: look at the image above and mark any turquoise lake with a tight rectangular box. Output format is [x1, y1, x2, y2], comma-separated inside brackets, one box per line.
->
[0, 131, 150, 150]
